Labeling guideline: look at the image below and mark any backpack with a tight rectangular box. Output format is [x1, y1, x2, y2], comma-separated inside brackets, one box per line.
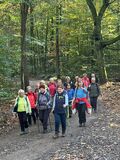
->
[37, 92, 49, 110]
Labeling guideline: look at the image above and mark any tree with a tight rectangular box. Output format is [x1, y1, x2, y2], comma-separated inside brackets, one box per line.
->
[86, 0, 120, 83]
[20, 0, 30, 90]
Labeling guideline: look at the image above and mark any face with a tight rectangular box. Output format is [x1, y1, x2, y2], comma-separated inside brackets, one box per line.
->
[19, 92, 24, 97]
[78, 81, 83, 87]
[28, 88, 32, 93]
[40, 88, 45, 93]
[67, 84, 71, 89]
[78, 77, 82, 82]
[91, 79, 95, 83]
[36, 84, 39, 89]
[83, 73, 87, 77]
[57, 87, 64, 94]
[67, 78, 70, 83]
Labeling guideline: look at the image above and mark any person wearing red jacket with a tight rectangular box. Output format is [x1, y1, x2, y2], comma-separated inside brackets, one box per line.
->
[26, 86, 38, 125]
[48, 78, 57, 101]
[82, 73, 90, 88]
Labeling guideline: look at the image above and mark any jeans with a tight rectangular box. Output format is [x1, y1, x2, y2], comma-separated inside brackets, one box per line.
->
[54, 113, 66, 134]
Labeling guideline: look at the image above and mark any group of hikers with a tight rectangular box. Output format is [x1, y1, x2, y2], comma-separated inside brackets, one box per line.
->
[13, 73, 101, 138]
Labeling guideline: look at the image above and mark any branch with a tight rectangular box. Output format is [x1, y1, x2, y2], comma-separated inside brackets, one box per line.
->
[98, 0, 109, 19]
[86, 0, 97, 21]
[109, 0, 117, 4]
[101, 35, 120, 48]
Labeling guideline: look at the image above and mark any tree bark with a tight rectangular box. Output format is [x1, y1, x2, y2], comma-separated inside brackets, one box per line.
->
[20, 0, 29, 90]
[56, 4, 60, 78]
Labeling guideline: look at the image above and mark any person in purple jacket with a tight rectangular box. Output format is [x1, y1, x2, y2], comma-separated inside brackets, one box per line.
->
[66, 83, 74, 118]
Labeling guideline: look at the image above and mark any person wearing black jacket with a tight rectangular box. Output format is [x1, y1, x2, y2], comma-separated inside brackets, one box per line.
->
[88, 78, 101, 113]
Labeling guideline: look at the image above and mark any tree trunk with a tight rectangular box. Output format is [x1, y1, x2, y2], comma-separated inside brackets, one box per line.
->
[44, 17, 49, 74]
[20, 1, 29, 91]
[56, 5, 60, 78]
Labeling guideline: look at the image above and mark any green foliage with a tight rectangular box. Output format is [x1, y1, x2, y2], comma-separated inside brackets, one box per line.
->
[0, 0, 120, 85]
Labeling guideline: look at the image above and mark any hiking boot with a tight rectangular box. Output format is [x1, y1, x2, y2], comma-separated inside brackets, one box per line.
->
[79, 123, 82, 127]
[61, 133, 66, 137]
[20, 131, 26, 135]
[43, 129, 48, 134]
[82, 123, 86, 127]
[53, 134, 59, 139]
[25, 128, 29, 134]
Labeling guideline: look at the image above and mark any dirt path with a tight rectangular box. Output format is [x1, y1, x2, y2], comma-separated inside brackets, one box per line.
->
[0, 80, 120, 160]
[0, 99, 102, 160]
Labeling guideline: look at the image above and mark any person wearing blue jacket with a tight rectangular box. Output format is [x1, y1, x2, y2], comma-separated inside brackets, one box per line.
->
[66, 83, 74, 118]
[52, 85, 68, 138]
[73, 81, 88, 127]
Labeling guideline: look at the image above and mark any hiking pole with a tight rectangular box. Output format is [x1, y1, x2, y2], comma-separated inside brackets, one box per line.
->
[48, 114, 53, 132]
[37, 109, 41, 133]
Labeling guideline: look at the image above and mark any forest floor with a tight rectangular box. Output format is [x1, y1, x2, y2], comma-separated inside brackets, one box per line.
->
[0, 82, 120, 160]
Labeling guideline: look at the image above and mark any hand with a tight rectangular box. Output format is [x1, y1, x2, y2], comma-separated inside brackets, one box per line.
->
[63, 104, 66, 108]
[13, 112, 17, 118]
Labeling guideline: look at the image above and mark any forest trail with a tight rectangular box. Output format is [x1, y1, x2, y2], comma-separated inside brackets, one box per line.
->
[0, 97, 119, 160]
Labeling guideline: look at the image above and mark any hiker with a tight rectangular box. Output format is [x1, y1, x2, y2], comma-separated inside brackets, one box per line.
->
[89, 73, 99, 83]
[82, 73, 90, 88]
[66, 83, 74, 118]
[52, 85, 68, 138]
[13, 89, 31, 135]
[72, 81, 89, 127]
[37, 84, 51, 133]
[48, 78, 57, 103]
[34, 83, 40, 95]
[57, 79, 63, 86]
[26, 86, 38, 125]
[39, 80, 49, 92]
[64, 76, 75, 89]
[75, 76, 82, 88]
[88, 77, 101, 113]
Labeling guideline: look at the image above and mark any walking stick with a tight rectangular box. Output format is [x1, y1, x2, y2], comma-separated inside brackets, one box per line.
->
[49, 114, 53, 131]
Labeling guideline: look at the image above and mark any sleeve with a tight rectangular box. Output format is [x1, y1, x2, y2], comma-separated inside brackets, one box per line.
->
[52, 94, 56, 110]
[12, 97, 18, 113]
[73, 89, 77, 98]
[72, 89, 75, 99]
[64, 94, 69, 106]
[97, 84, 101, 95]
[26, 97, 32, 114]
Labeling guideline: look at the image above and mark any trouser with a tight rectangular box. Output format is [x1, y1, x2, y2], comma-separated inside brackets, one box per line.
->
[27, 108, 38, 125]
[66, 105, 72, 118]
[54, 113, 66, 134]
[77, 103, 86, 124]
[90, 97, 98, 111]
[18, 112, 28, 132]
[38, 109, 49, 130]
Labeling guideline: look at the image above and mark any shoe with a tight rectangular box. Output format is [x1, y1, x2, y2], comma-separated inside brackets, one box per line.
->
[20, 131, 26, 135]
[25, 128, 29, 134]
[82, 123, 86, 127]
[61, 133, 66, 137]
[53, 134, 59, 139]
[43, 129, 48, 134]
[79, 123, 82, 127]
